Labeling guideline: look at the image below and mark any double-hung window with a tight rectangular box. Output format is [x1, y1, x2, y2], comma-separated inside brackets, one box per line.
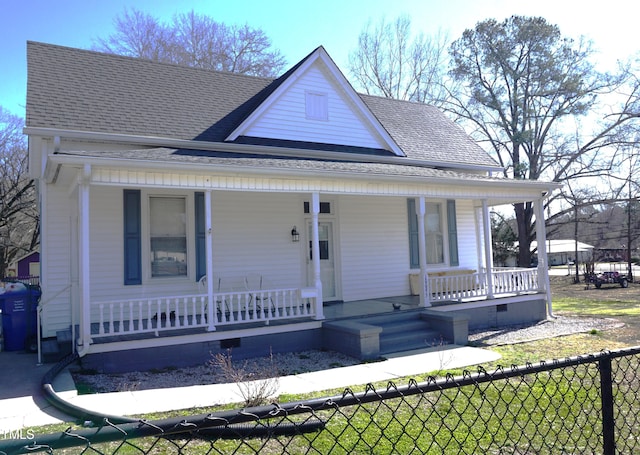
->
[149, 196, 187, 278]
[407, 198, 459, 268]
[124, 191, 191, 284]
[425, 203, 444, 264]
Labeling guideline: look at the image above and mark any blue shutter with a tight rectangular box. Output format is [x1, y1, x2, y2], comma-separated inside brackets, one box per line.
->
[447, 200, 459, 266]
[195, 192, 206, 281]
[123, 190, 142, 285]
[407, 199, 420, 269]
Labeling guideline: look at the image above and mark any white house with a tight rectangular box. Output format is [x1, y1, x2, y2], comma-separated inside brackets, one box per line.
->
[25, 42, 558, 372]
[531, 240, 594, 266]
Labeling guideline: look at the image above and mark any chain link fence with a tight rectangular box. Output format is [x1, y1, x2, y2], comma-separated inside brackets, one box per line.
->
[1, 346, 639, 454]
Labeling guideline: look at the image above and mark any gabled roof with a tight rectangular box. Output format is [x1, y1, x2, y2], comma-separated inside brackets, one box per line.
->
[26, 41, 500, 171]
[225, 46, 405, 157]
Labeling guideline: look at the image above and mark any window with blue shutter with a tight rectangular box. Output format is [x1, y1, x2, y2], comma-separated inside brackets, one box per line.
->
[123, 189, 142, 285]
[407, 199, 420, 269]
[195, 192, 206, 281]
[447, 200, 459, 266]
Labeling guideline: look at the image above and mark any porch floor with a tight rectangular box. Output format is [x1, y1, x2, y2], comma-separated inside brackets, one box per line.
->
[323, 295, 421, 319]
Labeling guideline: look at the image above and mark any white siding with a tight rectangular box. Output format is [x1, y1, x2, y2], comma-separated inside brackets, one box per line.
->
[86, 190, 305, 302]
[455, 200, 480, 271]
[245, 66, 385, 149]
[40, 184, 73, 337]
[39, 182, 486, 338]
[210, 192, 304, 289]
[88, 187, 128, 300]
[338, 196, 411, 301]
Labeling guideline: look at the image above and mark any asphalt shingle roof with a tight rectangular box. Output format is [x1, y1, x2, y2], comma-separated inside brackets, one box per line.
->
[58, 147, 503, 183]
[26, 41, 498, 169]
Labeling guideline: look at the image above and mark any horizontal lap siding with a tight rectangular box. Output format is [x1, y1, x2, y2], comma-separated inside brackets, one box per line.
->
[87, 191, 304, 300]
[246, 66, 384, 149]
[455, 200, 480, 270]
[41, 185, 73, 337]
[211, 192, 303, 289]
[42, 182, 482, 337]
[339, 196, 410, 301]
[90, 188, 124, 299]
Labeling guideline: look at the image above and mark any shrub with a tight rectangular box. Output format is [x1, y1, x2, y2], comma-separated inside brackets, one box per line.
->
[210, 349, 280, 407]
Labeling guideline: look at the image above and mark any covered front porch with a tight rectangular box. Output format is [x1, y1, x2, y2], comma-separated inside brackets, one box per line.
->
[84, 266, 542, 341]
[70, 268, 547, 372]
[36, 156, 557, 366]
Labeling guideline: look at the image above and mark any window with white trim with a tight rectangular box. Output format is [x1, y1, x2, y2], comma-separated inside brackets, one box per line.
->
[425, 202, 444, 264]
[407, 199, 459, 268]
[149, 196, 187, 278]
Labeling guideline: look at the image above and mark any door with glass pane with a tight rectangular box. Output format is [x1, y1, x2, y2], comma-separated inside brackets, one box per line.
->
[307, 221, 337, 301]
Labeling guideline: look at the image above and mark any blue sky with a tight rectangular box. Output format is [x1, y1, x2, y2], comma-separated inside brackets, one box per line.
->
[2, 0, 638, 118]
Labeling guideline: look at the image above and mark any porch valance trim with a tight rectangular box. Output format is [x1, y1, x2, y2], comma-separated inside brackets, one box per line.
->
[83, 167, 555, 202]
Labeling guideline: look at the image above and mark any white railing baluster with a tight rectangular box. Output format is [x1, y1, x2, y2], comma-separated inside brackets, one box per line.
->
[118, 302, 124, 333]
[90, 287, 316, 340]
[174, 298, 181, 328]
[99, 303, 105, 335]
[108, 304, 114, 334]
[128, 302, 134, 333]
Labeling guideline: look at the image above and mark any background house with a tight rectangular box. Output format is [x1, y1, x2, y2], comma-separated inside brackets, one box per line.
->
[4, 250, 40, 285]
[531, 240, 593, 266]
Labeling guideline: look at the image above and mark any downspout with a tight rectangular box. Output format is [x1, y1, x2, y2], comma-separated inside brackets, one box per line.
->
[77, 164, 92, 357]
[535, 196, 554, 318]
[417, 197, 430, 307]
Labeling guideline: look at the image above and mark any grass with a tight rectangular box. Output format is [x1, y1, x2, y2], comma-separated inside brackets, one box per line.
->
[553, 296, 640, 317]
[15, 285, 640, 453]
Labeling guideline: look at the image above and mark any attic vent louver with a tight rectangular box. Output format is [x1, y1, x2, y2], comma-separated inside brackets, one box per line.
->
[305, 91, 328, 121]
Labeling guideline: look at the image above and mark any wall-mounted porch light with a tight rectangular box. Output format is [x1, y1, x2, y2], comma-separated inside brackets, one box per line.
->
[291, 226, 300, 242]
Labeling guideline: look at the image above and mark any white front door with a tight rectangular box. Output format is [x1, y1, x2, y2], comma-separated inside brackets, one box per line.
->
[307, 221, 337, 301]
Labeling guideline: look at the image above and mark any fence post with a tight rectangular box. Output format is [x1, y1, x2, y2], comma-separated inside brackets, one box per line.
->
[599, 356, 616, 455]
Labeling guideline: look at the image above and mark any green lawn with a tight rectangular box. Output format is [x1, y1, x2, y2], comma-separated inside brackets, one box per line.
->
[13, 287, 640, 454]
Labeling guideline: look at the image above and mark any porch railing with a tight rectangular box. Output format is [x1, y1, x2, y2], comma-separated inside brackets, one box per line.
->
[91, 288, 317, 340]
[2, 275, 40, 286]
[428, 268, 539, 303]
[491, 267, 539, 295]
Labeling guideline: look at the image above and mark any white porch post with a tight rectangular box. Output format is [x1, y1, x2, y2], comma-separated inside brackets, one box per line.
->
[474, 206, 484, 274]
[417, 197, 430, 307]
[311, 192, 324, 319]
[205, 190, 215, 331]
[482, 200, 495, 299]
[535, 196, 554, 317]
[78, 164, 92, 351]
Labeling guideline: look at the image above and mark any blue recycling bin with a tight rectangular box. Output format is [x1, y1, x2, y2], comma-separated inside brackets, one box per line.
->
[0, 286, 40, 351]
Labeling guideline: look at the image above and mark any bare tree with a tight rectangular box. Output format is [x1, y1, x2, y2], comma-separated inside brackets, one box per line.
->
[447, 16, 640, 267]
[171, 11, 286, 76]
[93, 8, 177, 63]
[93, 8, 286, 77]
[348, 15, 451, 105]
[0, 107, 38, 277]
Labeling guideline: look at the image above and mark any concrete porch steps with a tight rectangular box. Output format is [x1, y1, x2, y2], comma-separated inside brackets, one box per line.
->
[373, 315, 448, 355]
[324, 309, 457, 359]
[378, 320, 445, 355]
